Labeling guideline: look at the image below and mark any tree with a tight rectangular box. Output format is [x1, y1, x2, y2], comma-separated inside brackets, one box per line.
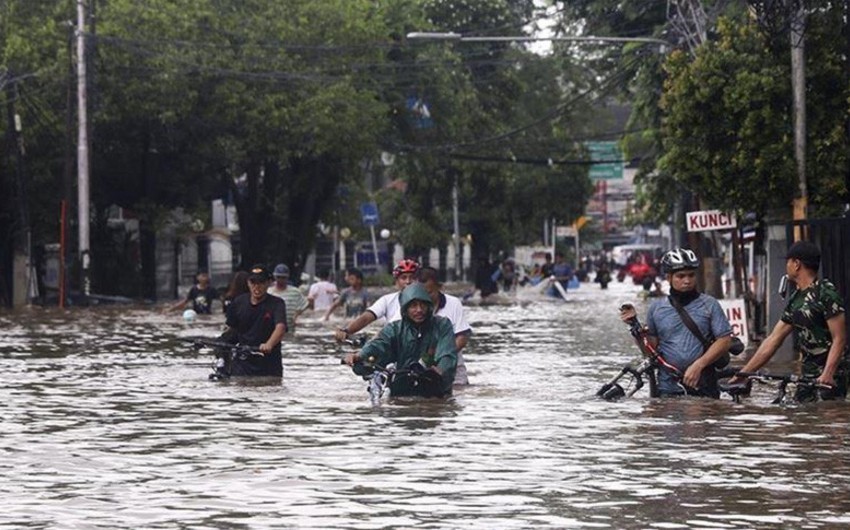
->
[1, 1, 76, 302]
[91, 0, 391, 291]
[660, 20, 796, 218]
[660, 12, 849, 220]
[375, 0, 594, 261]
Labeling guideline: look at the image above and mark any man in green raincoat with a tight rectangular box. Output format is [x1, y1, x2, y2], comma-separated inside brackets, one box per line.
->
[343, 282, 457, 396]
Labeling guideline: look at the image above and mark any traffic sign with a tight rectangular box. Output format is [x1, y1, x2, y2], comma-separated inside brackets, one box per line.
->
[586, 141, 624, 180]
[360, 202, 380, 226]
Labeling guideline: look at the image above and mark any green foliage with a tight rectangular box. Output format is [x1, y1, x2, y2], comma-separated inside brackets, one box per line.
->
[659, 20, 796, 217]
[0, 1, 73, 251]
[363, 272, 394, 287]
[367, 0, 595, 259]
[660, 13, 849, 219]
[9, 0, 847, 299]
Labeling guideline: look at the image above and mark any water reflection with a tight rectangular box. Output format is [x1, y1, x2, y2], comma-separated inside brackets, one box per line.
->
[2, 281, 850, 528]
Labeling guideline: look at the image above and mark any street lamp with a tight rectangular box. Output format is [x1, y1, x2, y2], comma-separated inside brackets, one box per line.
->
[406, 32, 669, 47]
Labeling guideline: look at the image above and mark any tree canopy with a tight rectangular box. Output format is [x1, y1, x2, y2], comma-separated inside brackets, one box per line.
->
[3, 0, 849, 299]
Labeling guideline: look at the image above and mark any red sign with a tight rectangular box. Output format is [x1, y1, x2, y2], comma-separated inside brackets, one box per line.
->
[686, 210, 737, 232]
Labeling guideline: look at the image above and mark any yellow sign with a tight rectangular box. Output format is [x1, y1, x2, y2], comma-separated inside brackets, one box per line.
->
[573, 216, 588, 230]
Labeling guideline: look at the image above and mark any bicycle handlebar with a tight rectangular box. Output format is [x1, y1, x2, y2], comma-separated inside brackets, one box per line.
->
[733, 371, 820, 385]
[183, 338, 263, 357]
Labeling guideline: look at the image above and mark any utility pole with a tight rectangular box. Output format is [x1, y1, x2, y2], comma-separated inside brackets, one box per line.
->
[76, 0, 91, 296]
[452, 172, 461, 280]
[5, 74, 33, 305]
[790, 1, 807, 237]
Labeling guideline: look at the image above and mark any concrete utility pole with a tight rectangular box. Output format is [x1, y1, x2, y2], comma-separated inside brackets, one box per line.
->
[452, 173, 461, 280]
[790, 2, 807, 233]
[5, 74, 34, 305]
[76, 0, 91, 296]
[789, 0, 809, 229]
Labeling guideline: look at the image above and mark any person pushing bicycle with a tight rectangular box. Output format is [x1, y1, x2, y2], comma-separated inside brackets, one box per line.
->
[729, 241, 848, 402]
[619, 248, 732, 398]
[342, 282, 457, 397]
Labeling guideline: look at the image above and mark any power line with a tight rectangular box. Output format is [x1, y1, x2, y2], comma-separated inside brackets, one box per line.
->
[388, 53, 646, 152]
[447, 152, 643, 167]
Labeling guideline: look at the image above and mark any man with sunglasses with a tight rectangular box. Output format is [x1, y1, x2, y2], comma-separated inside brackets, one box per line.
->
[730, 241, 848, 401]
[221, 264, 287, 377]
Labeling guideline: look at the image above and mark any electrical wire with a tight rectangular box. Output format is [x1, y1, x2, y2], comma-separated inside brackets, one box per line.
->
[388, 51, 647, 152]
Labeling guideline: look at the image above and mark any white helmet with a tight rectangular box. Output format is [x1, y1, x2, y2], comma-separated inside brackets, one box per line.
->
[661, 248, 699, 274]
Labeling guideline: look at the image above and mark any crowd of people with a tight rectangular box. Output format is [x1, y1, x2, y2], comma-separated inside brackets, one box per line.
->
[166, 258, 473, 391]
[163, 242, 847, 404]
[471, 249, 660, 300]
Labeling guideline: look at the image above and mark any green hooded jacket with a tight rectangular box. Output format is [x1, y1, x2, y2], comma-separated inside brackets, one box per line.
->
[359, 283, 457, 391]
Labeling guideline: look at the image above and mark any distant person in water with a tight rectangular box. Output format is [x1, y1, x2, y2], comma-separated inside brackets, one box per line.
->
[324, 267, 369, 320]
[307, 269, 339, 313]
[267, 263, 309, 334]
[165, 271, 218, 314]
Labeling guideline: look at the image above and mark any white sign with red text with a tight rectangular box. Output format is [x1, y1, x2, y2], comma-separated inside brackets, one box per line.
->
[686, 210, 737, 232]
[718, 298, 748, 347]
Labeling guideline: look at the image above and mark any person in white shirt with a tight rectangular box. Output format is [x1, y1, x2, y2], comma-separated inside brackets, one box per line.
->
[411, 266, 472, 385]
[334, 261, 473, 385]
[333, 259, 419, 342]
[307, 268, 339, 312]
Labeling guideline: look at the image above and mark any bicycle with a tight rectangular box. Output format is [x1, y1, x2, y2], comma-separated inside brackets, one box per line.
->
[340, 337, 445, 404]
[596, 309, 679, 400]
[597, 304, 744, 400]
[719, 371, 831, 404]
[185, 338, 265, 380]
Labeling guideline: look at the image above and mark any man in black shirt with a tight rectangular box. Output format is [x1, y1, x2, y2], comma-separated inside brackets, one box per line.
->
[222, 265, 287, 377]
[166, 271, 219, 314]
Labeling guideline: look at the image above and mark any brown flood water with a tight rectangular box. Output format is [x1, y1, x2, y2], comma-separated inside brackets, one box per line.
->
[2, 280, 849, 529]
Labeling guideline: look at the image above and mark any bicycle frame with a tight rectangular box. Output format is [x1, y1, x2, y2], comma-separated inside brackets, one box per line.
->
[597, 356, 657, 400]
[345, 357, 402, 405]
[597, 310, 681, 400]
[187, 338, 263, 380]
[720, 371, 823, 404]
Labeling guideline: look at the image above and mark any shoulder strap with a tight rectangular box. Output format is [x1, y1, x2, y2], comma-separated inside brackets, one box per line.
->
[667, 295, 712, 351]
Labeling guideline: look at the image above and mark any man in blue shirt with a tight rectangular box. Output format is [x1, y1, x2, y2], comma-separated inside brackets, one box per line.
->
[620, 248, 732, 397]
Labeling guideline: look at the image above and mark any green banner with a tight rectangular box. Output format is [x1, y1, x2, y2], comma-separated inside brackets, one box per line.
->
[586, 141, 624, 180]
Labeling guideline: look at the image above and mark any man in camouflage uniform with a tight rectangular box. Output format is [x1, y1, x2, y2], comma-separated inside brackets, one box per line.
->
[732, 241, 848, 401]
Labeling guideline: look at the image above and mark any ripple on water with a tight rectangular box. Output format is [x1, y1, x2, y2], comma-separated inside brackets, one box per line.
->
[2, 287, 850, 528]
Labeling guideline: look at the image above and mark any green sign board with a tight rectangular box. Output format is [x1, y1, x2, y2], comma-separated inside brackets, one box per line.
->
[586, 141, 624, 180]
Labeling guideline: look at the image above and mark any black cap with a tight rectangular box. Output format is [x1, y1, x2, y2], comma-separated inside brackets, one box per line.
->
[248, 264, 271, 282]
[784, 241, 820, 269]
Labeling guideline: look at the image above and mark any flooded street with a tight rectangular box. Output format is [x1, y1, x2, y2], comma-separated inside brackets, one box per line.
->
[3, 281, 850, 529]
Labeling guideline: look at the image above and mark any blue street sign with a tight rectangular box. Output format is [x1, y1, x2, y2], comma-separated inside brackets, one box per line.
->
[360, 202, 380, 226]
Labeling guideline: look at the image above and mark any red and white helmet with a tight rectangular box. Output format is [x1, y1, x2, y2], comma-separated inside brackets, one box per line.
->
[661, 248, 699, 274]
[392, 259, 420, 278]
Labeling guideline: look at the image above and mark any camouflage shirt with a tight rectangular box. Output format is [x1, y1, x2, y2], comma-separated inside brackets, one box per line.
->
[781, 278, 846, 371]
